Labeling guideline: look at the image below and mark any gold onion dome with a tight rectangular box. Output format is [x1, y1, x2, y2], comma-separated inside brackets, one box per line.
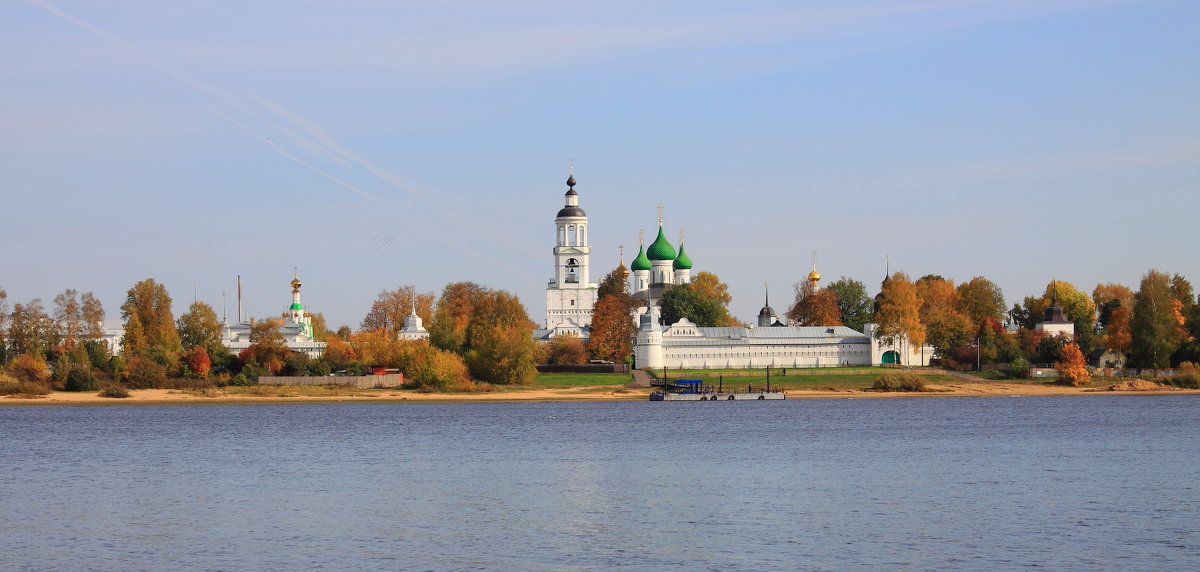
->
[808, 269, 821, 281]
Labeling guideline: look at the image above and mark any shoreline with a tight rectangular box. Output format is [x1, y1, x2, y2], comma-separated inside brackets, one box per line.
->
[2, 382, 1196, 407]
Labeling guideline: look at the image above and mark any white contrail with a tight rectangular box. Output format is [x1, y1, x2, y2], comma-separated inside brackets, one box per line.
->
[214, 110, 381, 202]
[248, 94, 427, 197]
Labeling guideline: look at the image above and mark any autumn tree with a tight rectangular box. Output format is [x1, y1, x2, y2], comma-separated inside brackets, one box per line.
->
[52, 289, 104, 351]
[956, 277, 1006, 326]
[544, 333, 588, 365]
[786, 281, 842, 326]
[121, 279, 181, 357]
[1131, 270, 1186, 368]
[308, 312, 331, 340]
[176, 301, 226, 360]
[1093, 283, 1134, 354]
[6, 299, 56, 357]
[596, 264, 630, 299]
[1054, 343, 1090, 386]
[429, 282, 486, 354]
[462, 289, 538, 383]
[1093, 283, 1134, 327]
[873, 272, 925, 362]
[361, 286, 436, 335]
[0, 287, 7, 363]
[689, 271, 743, 327]
[240, 321, 289, 374]
[187, 345, 212, 378]
[916, 276, 973, 357]
[820, 277, 870, 332]
[589, 265, 637, 362]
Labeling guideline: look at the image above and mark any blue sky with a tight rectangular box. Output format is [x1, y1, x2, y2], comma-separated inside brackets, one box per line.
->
[3, 0, 1197, 329]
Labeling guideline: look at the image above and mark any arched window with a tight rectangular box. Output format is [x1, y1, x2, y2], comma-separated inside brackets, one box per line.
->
[565, 258, 579, 283]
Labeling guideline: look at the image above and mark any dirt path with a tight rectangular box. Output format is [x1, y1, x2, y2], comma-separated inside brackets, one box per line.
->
[626, 370, 653, 388]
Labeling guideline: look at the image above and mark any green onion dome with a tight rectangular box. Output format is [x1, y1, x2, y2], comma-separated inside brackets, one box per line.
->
[631, 244, 652, 271]
[672, 243, 693, 269]
[646, 226, 676, 261]
[290, 302, 304, 310]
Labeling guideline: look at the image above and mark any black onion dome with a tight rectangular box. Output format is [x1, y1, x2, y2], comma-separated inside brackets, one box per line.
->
[567, 174, 577, 188]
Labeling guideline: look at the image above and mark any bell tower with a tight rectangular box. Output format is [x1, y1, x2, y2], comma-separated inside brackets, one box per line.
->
[545, 166, 598, 335]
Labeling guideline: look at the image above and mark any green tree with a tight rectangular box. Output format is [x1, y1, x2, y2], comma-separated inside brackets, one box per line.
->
[661, 283, 722, 327]
[121, 279, 181, 355]
[1131, 270, 1186, 368]
[462, 289, 538, 383]
[825, 277, 872, 332]
[176, 301, 226, 360]
[689, 271, 742, 326]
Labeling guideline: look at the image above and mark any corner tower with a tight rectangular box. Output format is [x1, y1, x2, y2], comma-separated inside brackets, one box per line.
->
[545, 169, 598, 335]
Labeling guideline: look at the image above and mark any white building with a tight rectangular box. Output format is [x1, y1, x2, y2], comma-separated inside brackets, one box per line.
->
[1035, 290, 1075, 337]
[398, 291, 430, 341]
[544, 171, 598, 338]
[634, 311, 932, 370]
[223, 273, 327, 359]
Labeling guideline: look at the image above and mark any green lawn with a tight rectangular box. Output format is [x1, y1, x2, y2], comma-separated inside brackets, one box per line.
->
[531, 373, 634, 388]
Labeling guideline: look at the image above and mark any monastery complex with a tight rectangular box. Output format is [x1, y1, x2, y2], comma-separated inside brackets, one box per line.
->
[534, 171, 935, 369]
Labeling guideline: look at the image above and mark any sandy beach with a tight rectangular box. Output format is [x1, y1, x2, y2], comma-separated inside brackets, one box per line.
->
[2, 380, 1194, 406]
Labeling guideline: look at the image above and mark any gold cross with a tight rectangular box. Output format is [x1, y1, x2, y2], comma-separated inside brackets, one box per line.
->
[657, 203, 664, 226]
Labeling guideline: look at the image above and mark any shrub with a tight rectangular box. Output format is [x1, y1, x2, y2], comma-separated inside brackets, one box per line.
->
[124, 357, 167, 389]
[64, 365, 100, 392]
[8, 352, 51, 382]
[99, 383, 131, 398]
[228, 373, 255, 386]
[1008, 357, 1031, 379]
[872, 372, 928, 392]
[1164, 370, 1200, 389]
[0, 374, 51, 397]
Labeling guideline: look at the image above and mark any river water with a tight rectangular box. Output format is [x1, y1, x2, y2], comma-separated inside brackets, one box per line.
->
[2, 396, 1198, 571]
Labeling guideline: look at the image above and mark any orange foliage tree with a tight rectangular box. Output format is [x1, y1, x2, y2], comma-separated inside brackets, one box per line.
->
[787, 281, 843, 326]
[1054, 343, 1091, 386]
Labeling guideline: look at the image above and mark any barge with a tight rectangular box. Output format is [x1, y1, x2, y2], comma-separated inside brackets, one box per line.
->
[649, 379, 786, 401]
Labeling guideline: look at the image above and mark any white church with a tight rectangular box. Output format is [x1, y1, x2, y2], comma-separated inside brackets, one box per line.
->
[536, 170, 933, 368]
[222, 273, 327, 358]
